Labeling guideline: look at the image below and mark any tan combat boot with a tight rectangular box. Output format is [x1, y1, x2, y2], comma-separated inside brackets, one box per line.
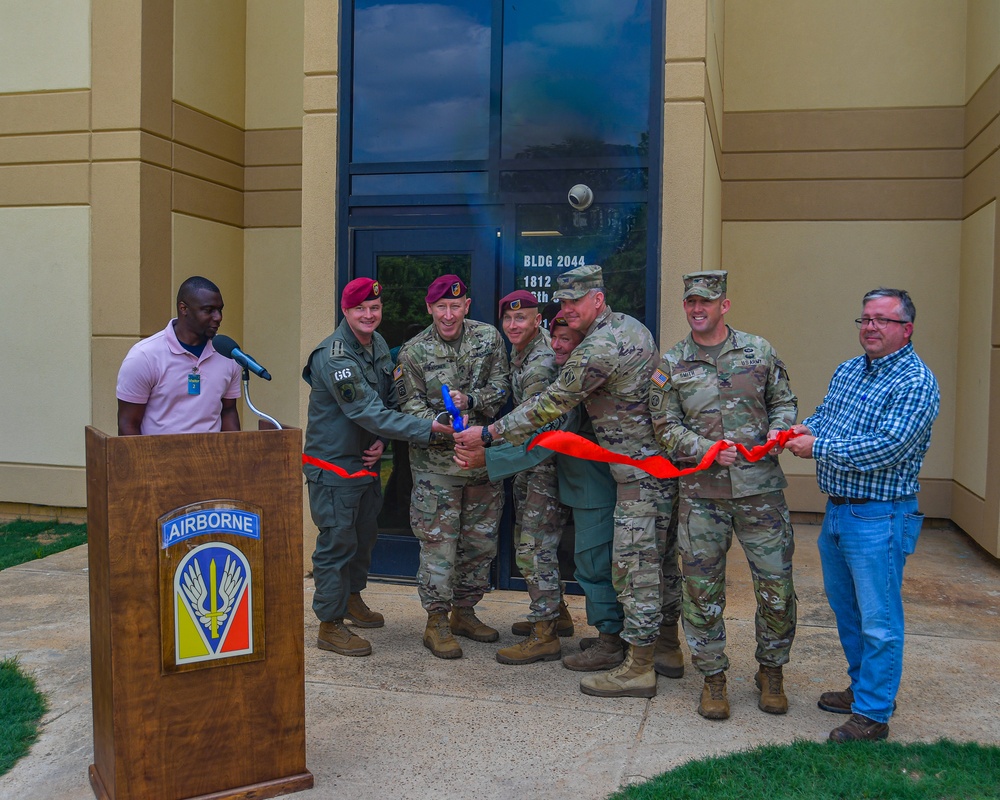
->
[511, 600, 575, 637]
[496, 619, 562, 665]
[755, 665, 788, 714]
[449, 606, 499, 642]
[562, 632, 625, 672]
[344, 592, 385, 628]
[653, 621, 684, 678]
[423, 611, 462, 659]
[698, 671, 729, 720]
[317, 619, 372, 656]
[579, 644, 656, 698]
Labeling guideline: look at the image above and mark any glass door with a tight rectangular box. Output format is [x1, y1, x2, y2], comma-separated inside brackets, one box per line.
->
[352, 226, 500, 580]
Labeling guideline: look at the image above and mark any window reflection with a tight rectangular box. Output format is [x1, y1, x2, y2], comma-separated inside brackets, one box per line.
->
[515, 204, 648, 324]
[501, 1, 651, 160]
[352, 1, 491, 162]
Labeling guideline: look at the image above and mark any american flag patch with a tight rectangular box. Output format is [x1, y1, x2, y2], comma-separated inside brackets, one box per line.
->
[393, 365, 403, 380]
[651, 369, 668, 387]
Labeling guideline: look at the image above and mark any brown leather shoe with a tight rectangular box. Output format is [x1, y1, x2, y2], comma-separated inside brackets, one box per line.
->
[754, 665, 788, 714]
[318, 620, 372, 656]
[563, 632, 625, 672]
[698, 671, 729, 720]
[511, 600, 574, 637]
[344, 593, 385, 628]
[829, 713, 889, 742]
[423, 611, 462, 659]
[449, 606, 499, 642]
[818, 688, 896, 715]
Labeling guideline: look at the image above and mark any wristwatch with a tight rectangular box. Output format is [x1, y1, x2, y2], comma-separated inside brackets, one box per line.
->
[467, 393, 476, 410]
[481, 426, 493, 448]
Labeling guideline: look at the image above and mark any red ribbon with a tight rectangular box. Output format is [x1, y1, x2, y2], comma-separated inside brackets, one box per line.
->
[527, 429, 800, 480]
[302, 453, 379, 480]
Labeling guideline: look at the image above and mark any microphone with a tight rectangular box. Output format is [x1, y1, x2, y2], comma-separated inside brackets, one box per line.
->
[212, 335, 272, 381]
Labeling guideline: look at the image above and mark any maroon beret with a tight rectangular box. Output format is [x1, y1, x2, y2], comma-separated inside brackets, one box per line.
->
[541, 302, 568, 328]
[499, 289, 540, 316]
[425, 274, 467, 304]
[341, 277, 382, 310]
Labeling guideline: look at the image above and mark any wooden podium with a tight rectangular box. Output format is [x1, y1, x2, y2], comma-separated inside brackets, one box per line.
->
[85, 426, 313, 800]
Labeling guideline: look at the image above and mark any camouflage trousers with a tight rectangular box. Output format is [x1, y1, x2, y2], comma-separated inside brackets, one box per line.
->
[678, 491, 797, 675]
[572, 504, 622, 634]
[513, 465, 566, 622]
[307, 478, 382, 623]
[612, 476, 677, 646]
[660, 495, 682, 630]
[410, 472, 503, 613]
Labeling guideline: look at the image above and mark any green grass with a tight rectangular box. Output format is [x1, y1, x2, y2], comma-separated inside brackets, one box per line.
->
[0, 657, 48, 777]
[0, 518, 87, 571]
[611, 739, 1000, 800]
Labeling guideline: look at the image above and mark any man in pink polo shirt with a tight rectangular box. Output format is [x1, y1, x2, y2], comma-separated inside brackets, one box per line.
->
[116, 276, 242, 435]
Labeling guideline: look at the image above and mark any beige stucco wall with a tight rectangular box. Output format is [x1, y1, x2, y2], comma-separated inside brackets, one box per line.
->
[954, 202, 996, 498]
[966, 0, 1000, 101]
[0, 0, 90, 93]
[173, 213, 245, 344]
[0, 206, 92, 466]
[174, 0, 247, 127]
[722, 221, 960, 485]
[246, 0, 305, 129]
[244, 227, 303, 427]
[724, 0, 967, 111]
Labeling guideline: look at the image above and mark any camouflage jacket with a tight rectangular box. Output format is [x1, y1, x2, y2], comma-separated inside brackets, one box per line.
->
[649, 326, 797, 499]
[494, 305, 661, 484]
[302, 318, 432, 486]
[511, 327, 556, 404]
[397, 318, 510, 477]
[510, 328, 557, 480]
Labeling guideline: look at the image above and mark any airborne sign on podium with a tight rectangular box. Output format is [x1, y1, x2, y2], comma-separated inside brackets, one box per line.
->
[158, 501, 266, 673]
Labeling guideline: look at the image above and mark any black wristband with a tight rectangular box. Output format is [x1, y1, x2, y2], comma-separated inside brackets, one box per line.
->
[481, 426, 493, 448]
[467, 393, 476, 410]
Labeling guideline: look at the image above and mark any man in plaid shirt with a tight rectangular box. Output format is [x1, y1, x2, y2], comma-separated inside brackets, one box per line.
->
[787, 287, 939, 743]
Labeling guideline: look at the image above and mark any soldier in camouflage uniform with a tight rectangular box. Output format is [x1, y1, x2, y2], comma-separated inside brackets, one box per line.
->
[649, 270, 798, 721]
[303, 278, 453, 658]
[455, 312, 627, 673]
[455, 265, 679, 699]
[492, 290, 571, 665]
[396, 274, 511, 659]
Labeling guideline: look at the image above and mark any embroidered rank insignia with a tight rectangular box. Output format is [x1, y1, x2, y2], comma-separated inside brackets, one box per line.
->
[331, 340, 346, 358]
[651, 368, 668, 387]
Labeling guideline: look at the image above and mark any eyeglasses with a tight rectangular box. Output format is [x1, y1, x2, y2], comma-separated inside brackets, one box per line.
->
[854, 317, 908, 330]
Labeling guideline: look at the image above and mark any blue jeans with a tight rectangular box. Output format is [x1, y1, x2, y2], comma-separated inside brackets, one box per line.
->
[818, 496, 923, 723]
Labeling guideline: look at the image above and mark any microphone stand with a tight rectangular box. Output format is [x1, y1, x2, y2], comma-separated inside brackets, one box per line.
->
[242, 367, 282, 430]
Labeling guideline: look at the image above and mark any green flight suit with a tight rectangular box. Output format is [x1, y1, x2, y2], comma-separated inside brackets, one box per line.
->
[485, 408, 623, 634]
[303, 318, 433, 623]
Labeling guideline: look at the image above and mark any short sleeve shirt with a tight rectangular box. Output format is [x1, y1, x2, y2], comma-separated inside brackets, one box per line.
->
[116, 320, 242, 435]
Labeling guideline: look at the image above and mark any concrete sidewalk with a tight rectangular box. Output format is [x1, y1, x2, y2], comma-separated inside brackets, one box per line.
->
[2, 523, 999, 800]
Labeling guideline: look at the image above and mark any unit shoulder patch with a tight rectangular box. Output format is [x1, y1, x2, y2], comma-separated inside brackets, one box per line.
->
[336, 380, 357, 403]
